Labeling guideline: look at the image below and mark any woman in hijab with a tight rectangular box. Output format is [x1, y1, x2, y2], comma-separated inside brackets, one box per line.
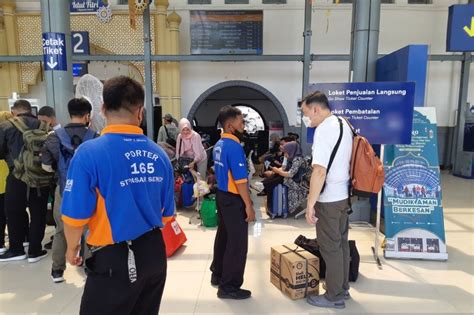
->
[271, 142, 308, 214]
[176, 118, 208, 178]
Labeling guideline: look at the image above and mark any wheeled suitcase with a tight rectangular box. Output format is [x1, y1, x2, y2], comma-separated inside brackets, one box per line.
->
[268, 184, 288, 219]
[181, 180, 195, 208]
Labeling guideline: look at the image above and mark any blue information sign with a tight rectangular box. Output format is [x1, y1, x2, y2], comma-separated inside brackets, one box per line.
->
[306, 82, 416, 145]
[447, 4, 474, 52]
[383, 107, 448, 261]
[72, 32, 90, 55]
[42, 32, 67, 72]
[73, 63, 88, 77]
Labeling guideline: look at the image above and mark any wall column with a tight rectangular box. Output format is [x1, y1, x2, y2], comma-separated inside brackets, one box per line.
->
[0, 13, 11, 110]
[168, 12, 181, 120]
[154, 0, 172, 118]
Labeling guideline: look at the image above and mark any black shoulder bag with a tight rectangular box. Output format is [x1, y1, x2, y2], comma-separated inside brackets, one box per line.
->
[164, 126, 177, 147]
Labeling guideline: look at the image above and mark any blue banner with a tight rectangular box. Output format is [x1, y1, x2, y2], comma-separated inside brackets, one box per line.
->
[383, 107, 448, 261]
[42, 32, 67, 72]
[307, 82, 415, 145]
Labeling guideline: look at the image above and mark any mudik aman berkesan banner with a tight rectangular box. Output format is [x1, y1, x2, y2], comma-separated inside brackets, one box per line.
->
[383, 107, 448, 261]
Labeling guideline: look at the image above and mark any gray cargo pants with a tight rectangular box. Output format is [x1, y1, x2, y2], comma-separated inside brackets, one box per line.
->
[315, 199, 350, 301]
[52, 187, 66, 271]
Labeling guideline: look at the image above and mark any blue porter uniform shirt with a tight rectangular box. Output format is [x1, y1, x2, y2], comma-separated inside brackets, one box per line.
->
[213, 133, 248, 195]
[61, 125, 175, 246]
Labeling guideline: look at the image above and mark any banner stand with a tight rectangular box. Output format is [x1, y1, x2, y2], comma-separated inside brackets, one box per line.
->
[371, 145, 384, 269]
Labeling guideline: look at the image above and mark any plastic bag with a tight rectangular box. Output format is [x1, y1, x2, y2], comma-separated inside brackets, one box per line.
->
[193, 180, 210, 198]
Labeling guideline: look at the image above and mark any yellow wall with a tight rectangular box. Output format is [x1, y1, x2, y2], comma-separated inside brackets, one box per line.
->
[0, 3, 181, 115]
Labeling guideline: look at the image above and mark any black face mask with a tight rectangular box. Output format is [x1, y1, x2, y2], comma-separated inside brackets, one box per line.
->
[233, 130, 245, 142]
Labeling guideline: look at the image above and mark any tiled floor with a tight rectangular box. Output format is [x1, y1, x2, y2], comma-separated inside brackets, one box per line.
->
[0, 174, 473, 314]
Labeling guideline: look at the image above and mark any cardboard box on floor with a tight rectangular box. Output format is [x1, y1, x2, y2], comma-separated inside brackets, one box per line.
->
[270, 244, 320, 300]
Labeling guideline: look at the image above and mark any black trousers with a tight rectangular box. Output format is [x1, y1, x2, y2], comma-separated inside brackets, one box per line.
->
[80, 228, 167, 315]
[211, 190, 248, 292]
[5, 174, 48, 254]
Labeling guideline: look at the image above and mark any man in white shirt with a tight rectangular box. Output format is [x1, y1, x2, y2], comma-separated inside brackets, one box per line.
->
[301, 91, 353, 310]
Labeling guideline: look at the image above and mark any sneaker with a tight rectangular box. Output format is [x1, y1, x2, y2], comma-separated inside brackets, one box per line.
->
[211, 274, 221, 286]
[307, 294, 345, 309]
[344, 290, 351, 300]
[0, 250, 27, 262]
[23, 242, 29, 248]
[217, 288, 252, 300]
[51, 269, 65, 283]
[322, 283, 350, 300]
[28, 250, 48, 263]
[0, 247, 7, 255]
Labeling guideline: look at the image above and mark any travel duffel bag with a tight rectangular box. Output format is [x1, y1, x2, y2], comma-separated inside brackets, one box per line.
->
[295, 235, 360, 282]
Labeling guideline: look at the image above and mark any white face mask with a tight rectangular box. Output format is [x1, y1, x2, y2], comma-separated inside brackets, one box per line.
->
[302, 116, 312, 128]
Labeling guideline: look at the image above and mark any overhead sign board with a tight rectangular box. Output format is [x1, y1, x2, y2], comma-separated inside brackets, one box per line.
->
[72, 31, 90, 55]
[447, 4, 474, 52]
[42, 32, 67, 71]
[306, 82, 416, 145]
[70, 0, 105, 13]
[190, 10, 263, 55]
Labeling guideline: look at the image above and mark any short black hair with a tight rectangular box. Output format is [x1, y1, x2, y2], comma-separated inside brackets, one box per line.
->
[218, 105, 242, 127]
[302, 91, 330, 110]
[38, 106, 55, 118]
[288, 132, 299, 140]
[281, 136, 292, 143]
[102, 76, 144, 113]
[68, 98, 92, 117]
[12, 100, 32, 112]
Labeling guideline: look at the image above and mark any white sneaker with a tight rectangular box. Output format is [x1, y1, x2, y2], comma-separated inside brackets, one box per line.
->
[28, 250, 48, 263]
[0, 250, 27, 262]
[23, 242, 29, 248]
[0, 247, 7, 255]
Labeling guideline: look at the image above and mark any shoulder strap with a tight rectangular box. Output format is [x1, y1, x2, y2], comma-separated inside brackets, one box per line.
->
[164, 125, 170, 138]
[55, 128, 74, 151]
[341, 117, 357, 137]
[9, 117, 29, 134]
[83, 128, 96, 142]
[178, 137, 183, 157]
[326, 116, 344, 175]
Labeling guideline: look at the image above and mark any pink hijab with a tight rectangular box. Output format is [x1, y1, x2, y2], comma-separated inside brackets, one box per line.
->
[176, 118, 206, 162]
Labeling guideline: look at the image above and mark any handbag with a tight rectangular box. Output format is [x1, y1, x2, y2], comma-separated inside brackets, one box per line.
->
[177, 138, 194, 172]
[162, 218, 187, 257]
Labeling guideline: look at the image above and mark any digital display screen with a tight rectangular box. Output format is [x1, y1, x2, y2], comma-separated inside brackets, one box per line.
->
[190, 10, 263, 55]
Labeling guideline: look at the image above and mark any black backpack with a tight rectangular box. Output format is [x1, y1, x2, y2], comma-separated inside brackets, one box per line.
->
[164, 126, 177, 147]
